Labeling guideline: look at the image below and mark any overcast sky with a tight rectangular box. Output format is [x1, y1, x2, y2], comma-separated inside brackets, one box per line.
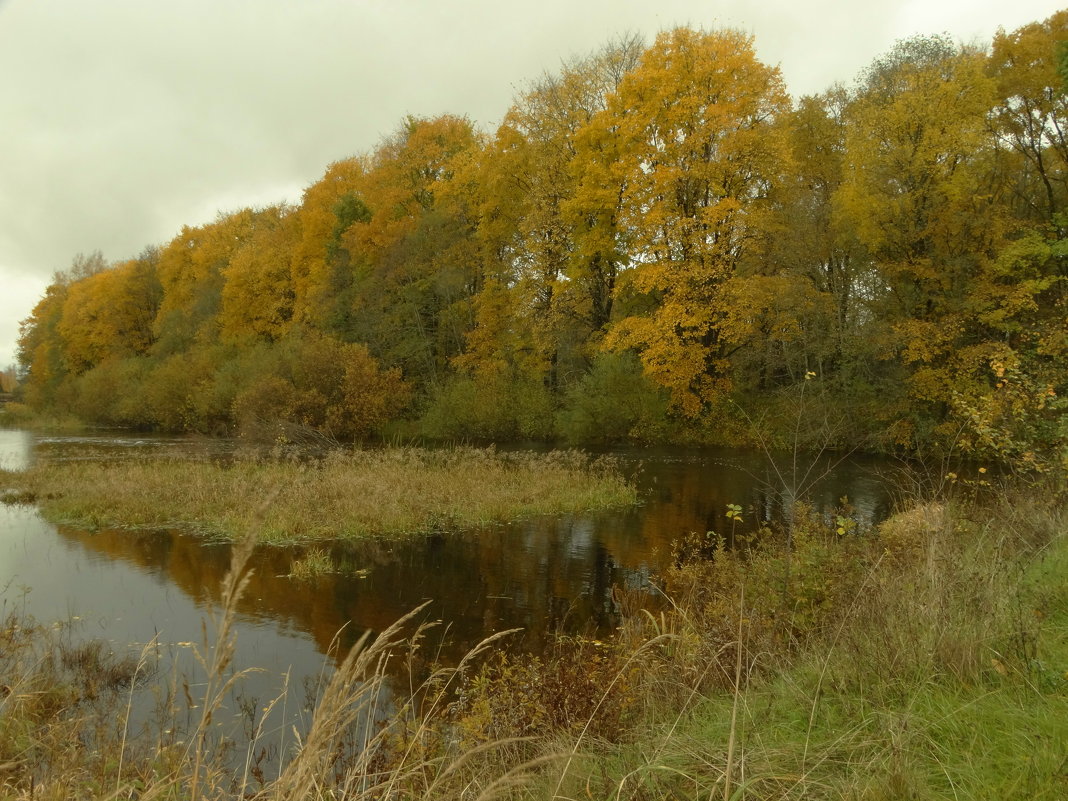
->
[1, 0, 1065, 369]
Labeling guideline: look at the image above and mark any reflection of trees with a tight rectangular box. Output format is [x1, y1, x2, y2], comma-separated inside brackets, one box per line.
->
[52, 449, 890, 668]
[55, 517, 657, 666]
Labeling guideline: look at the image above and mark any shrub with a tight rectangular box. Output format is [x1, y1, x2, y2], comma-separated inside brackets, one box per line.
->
[66, 357, 151, 427]
[417, 371, 555, 441]
[556, 352, 673, 443]
[232, 335, 411, 442]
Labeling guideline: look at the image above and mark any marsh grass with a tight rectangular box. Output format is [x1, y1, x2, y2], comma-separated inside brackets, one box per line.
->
[0, 496, 552, 800]
[0, 608, 162, 798]
[12, 446, 637, 544]
[540, 483, 1068, 800]
[433, 479, 1066, 800]
[0, 402, 84, 432]
[287, 547, 336, 580]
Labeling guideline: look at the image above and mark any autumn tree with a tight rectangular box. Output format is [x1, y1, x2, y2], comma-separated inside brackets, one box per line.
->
[17, 282, 70, 409]
[289, 157, 369, 330]
[466, 36, 643, 390]
[970, 10, 1068, 466]
[17, 252, 107, 409]
[13, 19, 1065, 459]
[833, 32, 1068, 456]
[57, 249, 162, 373]
[989, 10, 1068, 224]
[336, 115, 484, 385]
[0, 366, 17, 395]
[732, 90, 875, 390]
[232, 333, 410, 442]
[600, 27, 793, 416]
[153, 212, 260, 355]
[217, 205, 299, 344]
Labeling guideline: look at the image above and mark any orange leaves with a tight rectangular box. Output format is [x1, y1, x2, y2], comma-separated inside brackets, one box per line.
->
[12, 19, 1068, 457]
[330, 343, 411, 441]
[608, 28, 790, 272]
[290, 157, 368, 326]
[218, 206, 299, 344]
[718, 274, 829, 349]
[57, 256, 161, 373]
[231, 335, 411, 442]
[599, 28, 792, 413]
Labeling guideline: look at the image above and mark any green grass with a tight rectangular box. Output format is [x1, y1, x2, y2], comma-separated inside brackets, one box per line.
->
[639, 643, 1068, 800]
[287, 546, 336, 579]
[5, 446, 638, 543]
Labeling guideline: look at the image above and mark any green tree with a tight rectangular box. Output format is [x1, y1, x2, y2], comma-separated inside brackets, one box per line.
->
[989, 11, 1068, 224]
[334, 115, 483, 390]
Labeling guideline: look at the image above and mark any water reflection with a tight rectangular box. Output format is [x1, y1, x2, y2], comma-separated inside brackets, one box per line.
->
[0, 428, 34, 471]
[0, 505, 330, 771]
[30, 431, 236, 463]
[1, 433, 898, 660]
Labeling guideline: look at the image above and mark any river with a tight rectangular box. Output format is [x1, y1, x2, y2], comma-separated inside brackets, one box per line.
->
[0, 428, 897, 769]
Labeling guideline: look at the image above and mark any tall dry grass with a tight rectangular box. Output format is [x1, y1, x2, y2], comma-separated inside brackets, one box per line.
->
[441, 478, 1067, 800]
[10, 446, 637, 543]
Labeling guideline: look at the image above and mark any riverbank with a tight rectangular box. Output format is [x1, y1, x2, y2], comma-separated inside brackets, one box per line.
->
[0, 401, 85, 432]
[1, 446, 638, 543]
[528, 484, 1068, 799]
[1, 478, 1064, 798]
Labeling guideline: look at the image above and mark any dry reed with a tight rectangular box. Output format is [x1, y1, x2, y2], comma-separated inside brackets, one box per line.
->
[13, 446, 637, 543]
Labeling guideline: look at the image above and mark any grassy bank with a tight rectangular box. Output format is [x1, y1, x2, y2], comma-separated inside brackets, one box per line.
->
[467, 483, 1068, 799]
[0, 401, 85, 431]
[1, 479, 1064, 798]
[582, 491, 1068, 799]
[2, 446, 637, 543]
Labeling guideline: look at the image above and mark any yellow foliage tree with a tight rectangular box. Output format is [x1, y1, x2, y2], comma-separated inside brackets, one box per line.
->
[836, 33, 1064, 448]
[218, 205, 299, 344]
[289, 157, 369, 329]
[837, 37, 999, 323]
[600, 28, 792, 415]
[154, 211, 262, 353]
[57, 254, 161, 374]
[988, 10, 1068, 223]
[459, 39, 643, 390]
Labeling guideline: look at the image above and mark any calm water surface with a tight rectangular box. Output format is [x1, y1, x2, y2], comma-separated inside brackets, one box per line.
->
[0, 428, 897, 761]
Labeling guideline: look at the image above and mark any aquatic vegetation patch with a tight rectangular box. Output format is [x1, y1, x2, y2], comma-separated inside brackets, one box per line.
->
[287, 546, 336, 580]
[12, 446, 638, 544]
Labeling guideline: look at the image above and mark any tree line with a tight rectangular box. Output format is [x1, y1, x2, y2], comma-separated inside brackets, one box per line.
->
[16, 14, 1068, 466]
